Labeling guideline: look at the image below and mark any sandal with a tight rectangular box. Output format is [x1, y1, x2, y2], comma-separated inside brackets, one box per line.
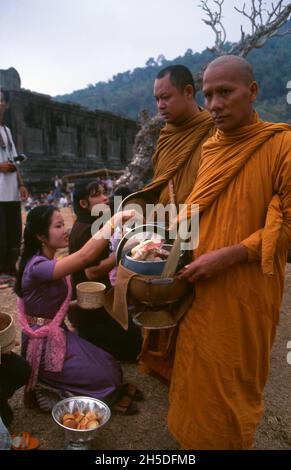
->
[0, 274, 15, 287]
[23, 390, 38, 409]
[124, 383, 144, 402]
[11, 432, 40, 450]
[113, 395, 138, 415]
[0, 283, 10, 289]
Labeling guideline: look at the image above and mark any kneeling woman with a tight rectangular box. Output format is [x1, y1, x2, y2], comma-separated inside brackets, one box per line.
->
[15, 205, 134, 402]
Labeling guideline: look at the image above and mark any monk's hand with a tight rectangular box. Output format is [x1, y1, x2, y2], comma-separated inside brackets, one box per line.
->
[179, 244, 248, 283]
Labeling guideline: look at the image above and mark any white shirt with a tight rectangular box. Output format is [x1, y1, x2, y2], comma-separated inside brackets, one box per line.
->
[0, 125, 19, 201]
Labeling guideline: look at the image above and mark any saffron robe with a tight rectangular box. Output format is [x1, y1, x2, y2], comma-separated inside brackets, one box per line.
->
[168, 117, 291, 449]
[136, 110, 214, 383]
[141, 109, 214, 205]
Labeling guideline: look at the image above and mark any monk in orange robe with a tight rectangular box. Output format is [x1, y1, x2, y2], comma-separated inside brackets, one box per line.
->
[168, 55, 291, 449]
[125, 65, 214, 383]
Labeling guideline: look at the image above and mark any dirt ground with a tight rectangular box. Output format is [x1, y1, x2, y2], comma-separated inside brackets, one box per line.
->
[2, 208, 290, 450]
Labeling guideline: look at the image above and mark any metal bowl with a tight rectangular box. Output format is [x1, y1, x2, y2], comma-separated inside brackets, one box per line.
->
[116, 223, 167, 266]
[123, 243, 172, 275]
[52, 396, 111, 450]
[128, 275, 190, 306]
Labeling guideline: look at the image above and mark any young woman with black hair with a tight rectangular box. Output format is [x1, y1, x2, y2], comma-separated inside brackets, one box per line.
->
[15, 204, 135, 402]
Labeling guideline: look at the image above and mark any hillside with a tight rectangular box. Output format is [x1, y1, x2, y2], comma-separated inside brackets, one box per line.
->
[55, 33, 291, 123]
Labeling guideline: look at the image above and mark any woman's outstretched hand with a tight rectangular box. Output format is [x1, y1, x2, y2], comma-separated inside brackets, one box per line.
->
[110, 209, 144, 229]
[93, 210, 144, 241]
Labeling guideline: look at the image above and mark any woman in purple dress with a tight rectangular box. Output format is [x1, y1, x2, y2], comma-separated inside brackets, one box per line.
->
[15, 205, 135, 403]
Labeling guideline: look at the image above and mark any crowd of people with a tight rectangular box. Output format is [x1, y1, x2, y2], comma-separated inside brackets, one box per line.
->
[23, 176, 116, 213]
[0, 57, 290, 451]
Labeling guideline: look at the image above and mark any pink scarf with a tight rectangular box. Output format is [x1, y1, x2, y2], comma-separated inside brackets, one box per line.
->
[17, 277, 72, 390]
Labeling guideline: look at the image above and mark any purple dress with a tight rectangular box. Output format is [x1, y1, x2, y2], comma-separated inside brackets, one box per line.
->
[21, 255, 122, 399]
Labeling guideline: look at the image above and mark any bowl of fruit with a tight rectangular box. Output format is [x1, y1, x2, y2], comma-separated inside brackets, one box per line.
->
[52, 396, 111, 450]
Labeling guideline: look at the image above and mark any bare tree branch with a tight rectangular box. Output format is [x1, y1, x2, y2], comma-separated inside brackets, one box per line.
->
[234, 1, 263, 34]
[267, 0, 284, 22]
[199, 0, 291, 58]
[199, 0, 227, 55]
[231, 0, 291, 56]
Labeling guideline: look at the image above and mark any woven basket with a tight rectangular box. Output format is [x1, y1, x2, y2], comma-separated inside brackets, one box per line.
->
[0, 312, 16, 354]
[76, 282, 106, 309]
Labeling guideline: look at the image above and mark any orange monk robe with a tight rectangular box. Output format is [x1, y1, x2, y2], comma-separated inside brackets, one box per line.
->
[168, 117, 291, 449]
[135, 110, 214, 383]
[135, 109, 214, 206]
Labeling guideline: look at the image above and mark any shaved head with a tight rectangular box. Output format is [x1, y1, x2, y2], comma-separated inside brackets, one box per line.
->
[204, 55, 255, 85]
[202, 55, 258, 133]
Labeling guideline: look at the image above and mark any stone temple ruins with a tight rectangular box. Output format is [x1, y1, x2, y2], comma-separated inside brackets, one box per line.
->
[0, 67, 137, 192]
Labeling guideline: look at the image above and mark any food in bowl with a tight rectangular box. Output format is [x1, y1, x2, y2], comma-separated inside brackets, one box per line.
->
[52, 396, 111, 450]
[60, 409, 102, 430]
[130, 239, 169, 262]
[123, 241, 174, 275]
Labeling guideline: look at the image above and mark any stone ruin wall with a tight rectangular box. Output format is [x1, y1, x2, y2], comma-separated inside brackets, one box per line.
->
[1, 68, 138, 193]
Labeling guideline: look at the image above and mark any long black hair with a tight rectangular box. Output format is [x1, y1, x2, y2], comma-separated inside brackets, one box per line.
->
[15, 205, 58, 297]
[73, 179, 104, 223]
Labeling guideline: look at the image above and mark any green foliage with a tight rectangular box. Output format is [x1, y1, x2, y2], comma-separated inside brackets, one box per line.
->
[54, 32, 291, 122]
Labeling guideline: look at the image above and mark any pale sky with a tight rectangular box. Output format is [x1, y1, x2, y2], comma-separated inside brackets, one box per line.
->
[0, 0, 284, 96]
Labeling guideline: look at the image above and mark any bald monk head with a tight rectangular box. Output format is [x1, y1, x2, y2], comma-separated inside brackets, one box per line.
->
[203, 55, 258, 134]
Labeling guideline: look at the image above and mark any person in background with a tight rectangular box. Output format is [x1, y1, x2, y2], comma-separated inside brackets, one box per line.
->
[0, 351, 31, 427]
[104, 176, 113, 197]
[0, 328, 40, 450]
[69, 180, 113, 294]
[52, 175, 62, 199]
[0, 417, 11, 450]
[59, 194, 68, 208]
[0, 90, 28, 283]
[69, 180, 142, 362]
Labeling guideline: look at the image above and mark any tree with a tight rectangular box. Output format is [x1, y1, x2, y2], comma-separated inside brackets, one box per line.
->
[156, 54, 167, 66]
[146, 57, 157, 67]
[194, 0, 291, 87]
[114, 111, 164, 190]
[115, 0, 291, 191]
